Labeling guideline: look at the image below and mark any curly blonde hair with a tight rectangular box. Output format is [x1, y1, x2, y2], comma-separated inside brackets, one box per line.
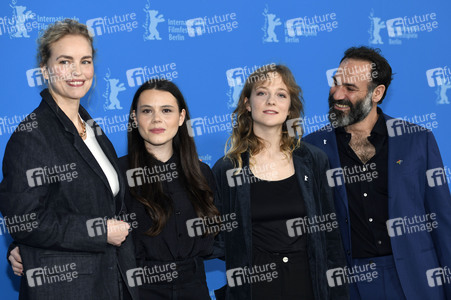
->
[225, 64, 304, 169]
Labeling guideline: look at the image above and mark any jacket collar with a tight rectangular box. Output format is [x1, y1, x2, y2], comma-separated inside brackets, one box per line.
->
[40, 89, 125, 213]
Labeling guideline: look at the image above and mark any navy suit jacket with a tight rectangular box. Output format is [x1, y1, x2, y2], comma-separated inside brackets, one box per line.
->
[304, 113, 451, 300]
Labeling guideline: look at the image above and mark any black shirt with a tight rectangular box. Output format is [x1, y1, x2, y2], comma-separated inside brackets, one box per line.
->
[251, 173, 308, 253]
[335, 108, 392, 258]
[119, 154, 216, 262]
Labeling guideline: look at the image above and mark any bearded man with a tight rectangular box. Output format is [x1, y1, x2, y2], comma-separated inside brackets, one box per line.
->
[304, 46, 451, 300]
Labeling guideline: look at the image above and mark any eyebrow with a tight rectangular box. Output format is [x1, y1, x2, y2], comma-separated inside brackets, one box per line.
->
[138, 104, 175, 108]
[255, 86, 288, 93]
[333, 75, 358, 88]
[55, 55, 93, 60]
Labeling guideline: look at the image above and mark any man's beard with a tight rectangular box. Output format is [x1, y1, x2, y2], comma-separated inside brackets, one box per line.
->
[328, 90, 373, 127]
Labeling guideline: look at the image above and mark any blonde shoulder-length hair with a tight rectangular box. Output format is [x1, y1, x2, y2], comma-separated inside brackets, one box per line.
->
[225, 64, 304, 169]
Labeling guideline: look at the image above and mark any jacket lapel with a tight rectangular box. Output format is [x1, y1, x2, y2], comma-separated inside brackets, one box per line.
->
[41, 90, 115, 201]
[384, 114, 409, 219]
[292, 147, 314, 219]
[80, 107, 126, 212]
[317, 130, 349, 213]
[236, 152, 253, 265]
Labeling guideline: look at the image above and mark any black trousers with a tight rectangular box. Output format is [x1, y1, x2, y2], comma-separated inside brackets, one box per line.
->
[251, 246, 315, 300]
[137, 256, 210, 300]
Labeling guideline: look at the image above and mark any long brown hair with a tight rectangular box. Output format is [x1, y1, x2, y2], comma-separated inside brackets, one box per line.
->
[128, 80, 219, 236]
[225, 64, 304, 169]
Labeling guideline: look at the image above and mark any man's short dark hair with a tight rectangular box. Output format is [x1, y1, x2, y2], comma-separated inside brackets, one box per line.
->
[341, 46, 393, 104]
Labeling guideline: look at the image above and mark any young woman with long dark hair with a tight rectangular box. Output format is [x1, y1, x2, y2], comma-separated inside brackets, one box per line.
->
[119, 79, 221, 299]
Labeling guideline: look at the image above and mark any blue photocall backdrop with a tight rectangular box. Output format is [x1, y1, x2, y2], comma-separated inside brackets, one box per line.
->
[0, 0, 450, 298]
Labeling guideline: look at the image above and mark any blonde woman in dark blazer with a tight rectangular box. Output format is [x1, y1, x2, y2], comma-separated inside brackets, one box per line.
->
[0, 19, 138, 299]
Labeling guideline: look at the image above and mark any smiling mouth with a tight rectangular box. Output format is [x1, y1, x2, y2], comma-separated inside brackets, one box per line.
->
[66, 80, 85, 87]
[334, 104, 350, 111]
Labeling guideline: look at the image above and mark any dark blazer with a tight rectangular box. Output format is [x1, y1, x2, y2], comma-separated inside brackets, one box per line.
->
[304, 114, 451, 300]
[212, 141, 349, 299]
[0, 89, 139, 300]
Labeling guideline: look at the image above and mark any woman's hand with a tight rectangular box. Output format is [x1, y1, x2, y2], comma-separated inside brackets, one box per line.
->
[9, 246, 23, 276]
[107, 219, 130, 246]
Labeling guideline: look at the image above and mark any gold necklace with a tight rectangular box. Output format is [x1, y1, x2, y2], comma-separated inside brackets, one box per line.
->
[78, 115, 86, 139]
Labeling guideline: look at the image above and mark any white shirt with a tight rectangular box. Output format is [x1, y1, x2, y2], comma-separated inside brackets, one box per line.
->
[82, 118, 120, 196]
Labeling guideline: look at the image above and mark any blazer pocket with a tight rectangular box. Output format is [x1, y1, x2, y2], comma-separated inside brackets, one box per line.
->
[25, 255, 97, 299]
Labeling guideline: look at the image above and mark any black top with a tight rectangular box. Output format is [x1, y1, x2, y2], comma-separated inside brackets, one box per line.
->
[119, 154, 216, 262]
[335, 108, 392, 258]
[250, 173, 308, 253]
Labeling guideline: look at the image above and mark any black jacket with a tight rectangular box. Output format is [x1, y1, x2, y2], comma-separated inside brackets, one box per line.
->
[0, 89, 139, 300]
[117, 154, 218, 262]
[212, 141, 349, 299]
